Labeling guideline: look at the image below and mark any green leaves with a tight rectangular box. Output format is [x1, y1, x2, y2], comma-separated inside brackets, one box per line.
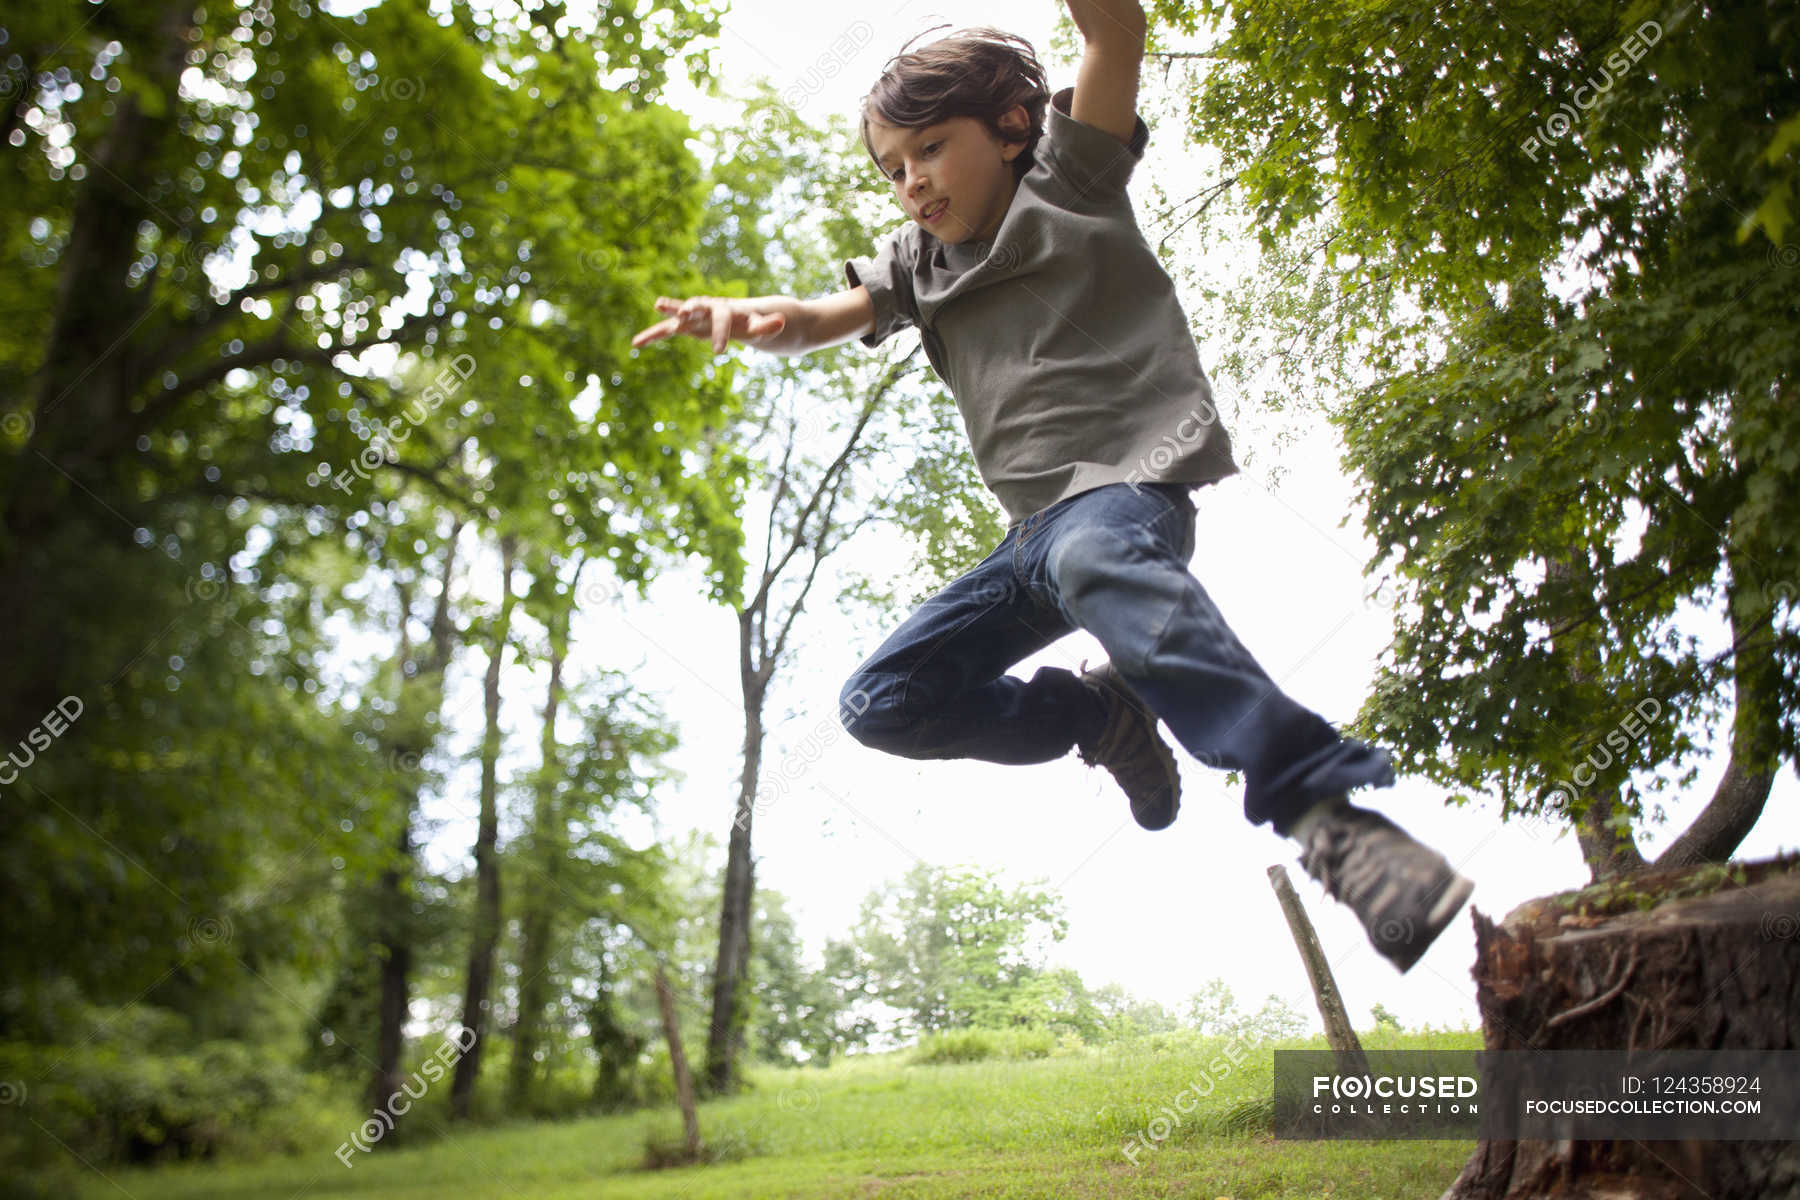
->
[1158, 0, 1800, 848]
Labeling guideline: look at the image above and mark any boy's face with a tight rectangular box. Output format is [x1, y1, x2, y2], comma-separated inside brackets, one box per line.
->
[867, 106, 1029, 245]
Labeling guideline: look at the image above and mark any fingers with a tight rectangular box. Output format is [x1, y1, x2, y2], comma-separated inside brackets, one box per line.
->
[745, 311, 786, 343]
[710, 298, 733, 354]
[634, 296, 775, 354]
[630, 316, 677, 348]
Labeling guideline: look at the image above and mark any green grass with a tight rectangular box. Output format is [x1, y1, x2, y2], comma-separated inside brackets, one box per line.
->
[39, 1030, 1479, 1199]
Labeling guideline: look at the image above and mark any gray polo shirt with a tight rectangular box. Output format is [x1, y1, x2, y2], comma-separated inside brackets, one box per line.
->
[845, 86, 1238, 525]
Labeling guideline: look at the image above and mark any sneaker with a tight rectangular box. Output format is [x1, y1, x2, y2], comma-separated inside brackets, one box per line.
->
[1077, 660, 1181, 831]
[1293, 801, 1474, 973]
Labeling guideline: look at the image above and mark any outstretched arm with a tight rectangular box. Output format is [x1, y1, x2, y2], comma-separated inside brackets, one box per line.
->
[630, 288, 874, 358]
[1063, 0, 1146, 146]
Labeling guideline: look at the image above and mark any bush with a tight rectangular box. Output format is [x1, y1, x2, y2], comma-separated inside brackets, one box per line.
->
[0, 1028, 338, 1170]
[910, 1026, 1061, 1065]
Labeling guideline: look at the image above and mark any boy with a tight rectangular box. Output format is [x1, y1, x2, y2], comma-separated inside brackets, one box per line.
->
[629, 6, 1473, 973]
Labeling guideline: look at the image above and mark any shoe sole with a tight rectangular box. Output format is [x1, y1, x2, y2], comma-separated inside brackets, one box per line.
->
[1386, 871, 1475, 974]
[1084, 662, 1182, 831]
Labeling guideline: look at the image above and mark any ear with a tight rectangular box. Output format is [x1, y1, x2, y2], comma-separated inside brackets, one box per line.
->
[996, 103, 1030, 160]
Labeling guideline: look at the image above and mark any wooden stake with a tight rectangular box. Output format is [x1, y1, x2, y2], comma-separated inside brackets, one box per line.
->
[1267, 863, 1370, 1074]
[654, 962, 703, 1161]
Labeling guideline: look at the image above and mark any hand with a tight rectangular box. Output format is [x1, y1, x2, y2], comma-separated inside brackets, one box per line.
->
[630, 295, 788, 354]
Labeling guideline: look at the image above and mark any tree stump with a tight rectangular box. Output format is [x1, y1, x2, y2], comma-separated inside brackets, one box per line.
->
[1443, 853, 1800, 1200]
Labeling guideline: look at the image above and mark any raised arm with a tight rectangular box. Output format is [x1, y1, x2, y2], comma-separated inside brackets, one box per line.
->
[1064, 0, 1146, 145]
[630, 288, 875, 358]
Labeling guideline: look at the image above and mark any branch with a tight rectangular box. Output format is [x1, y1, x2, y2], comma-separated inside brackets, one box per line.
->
[745, 353, 909, 619]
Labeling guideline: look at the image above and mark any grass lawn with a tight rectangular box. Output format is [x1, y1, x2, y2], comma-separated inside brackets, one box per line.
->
[51, 1030, 1477, 1199]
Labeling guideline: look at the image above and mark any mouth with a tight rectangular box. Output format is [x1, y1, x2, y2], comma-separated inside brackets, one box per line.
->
[919, 199, 949, 223]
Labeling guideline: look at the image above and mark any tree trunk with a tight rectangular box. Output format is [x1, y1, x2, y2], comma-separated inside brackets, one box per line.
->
[0, 1, 193, 745]
[452, 533, 517, 1119]
[1442, 855, 1800, 1200]
[368, 817, 415, 1119]
[706, 629, 763, 1094]
[656, 964, 704, 1161]
[1572, 787, 1647, 882]
[506, 571, 571, 1111]
[1544, 555, 1647, 883]
[1656, 560, 1779, 869]
[1267, 864, 1368, 1073]
[701, 379, 892, 1093]
[366, 524, 463, 1130]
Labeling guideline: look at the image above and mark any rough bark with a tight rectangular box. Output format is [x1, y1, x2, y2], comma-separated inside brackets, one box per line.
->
[1267, 864, 1368, 1074]
[1443, 855, 1800, 1200]
[452, 533, 517, 1119]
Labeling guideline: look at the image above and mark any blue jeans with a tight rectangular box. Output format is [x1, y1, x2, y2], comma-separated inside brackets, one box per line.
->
[837, 482, 1395, 830]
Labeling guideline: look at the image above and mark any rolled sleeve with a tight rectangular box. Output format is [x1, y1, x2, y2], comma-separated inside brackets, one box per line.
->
[1039, 86, 1149, 201]
[844, 223, 918, 348]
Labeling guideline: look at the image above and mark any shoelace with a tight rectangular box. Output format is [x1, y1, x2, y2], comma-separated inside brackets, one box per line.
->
[1301, 823, 1388, 908]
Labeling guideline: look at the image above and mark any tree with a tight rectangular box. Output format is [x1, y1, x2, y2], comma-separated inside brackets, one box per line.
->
[1183, 977, 1307, 1042]
[1152, 0, 1800, 880]
[503, 554, 677, 1113]
[685, 83, 992, 1092]
[367, 509, 466, 1127]
[450, 533, 518, 1119]
[1089, 982, 1184, 1041]
[1, 0, 744, 1032]
[745, 892, 875, 1067]
[845, 863, 1070, 1039]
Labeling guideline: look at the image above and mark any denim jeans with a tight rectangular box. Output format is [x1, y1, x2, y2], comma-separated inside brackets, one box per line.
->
[837, 481, 1394, 830]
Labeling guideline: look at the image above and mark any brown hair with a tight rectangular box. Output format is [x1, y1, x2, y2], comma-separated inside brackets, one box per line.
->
[858, 26, 1050, 182]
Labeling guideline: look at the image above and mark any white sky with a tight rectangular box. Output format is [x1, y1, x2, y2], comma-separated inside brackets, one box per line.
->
[420, 0, 1798, 1037]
